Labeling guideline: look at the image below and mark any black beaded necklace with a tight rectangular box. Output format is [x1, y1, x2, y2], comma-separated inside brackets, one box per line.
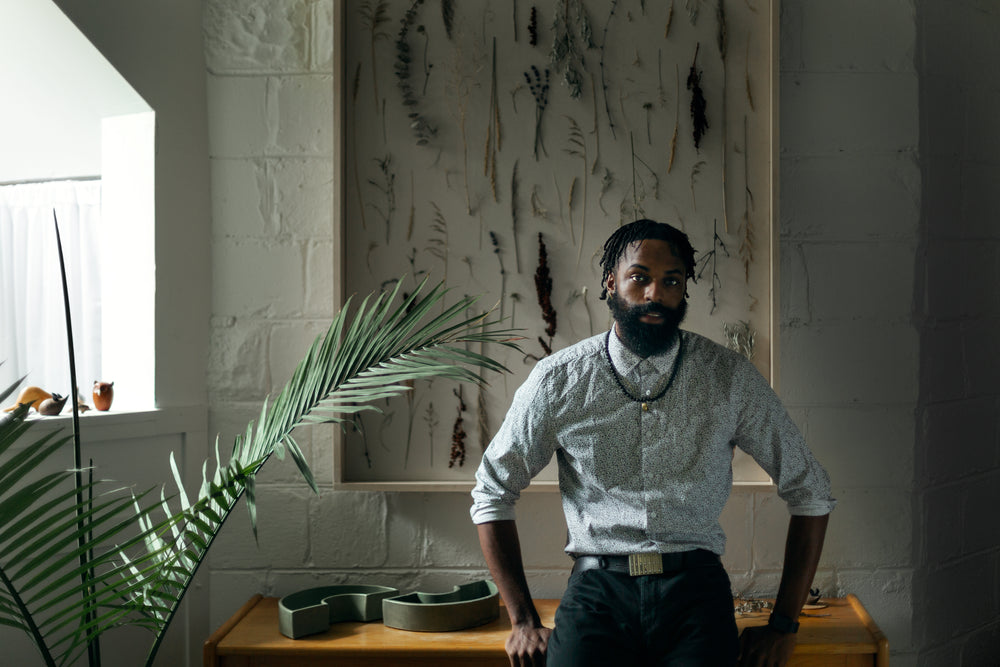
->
[603, 329, 684, 411]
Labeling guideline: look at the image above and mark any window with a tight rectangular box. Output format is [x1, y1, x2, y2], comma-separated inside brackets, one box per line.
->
[0, 0, 154, 411]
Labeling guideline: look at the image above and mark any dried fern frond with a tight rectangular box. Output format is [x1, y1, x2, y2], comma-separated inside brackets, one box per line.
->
[441, 0, 455, 39]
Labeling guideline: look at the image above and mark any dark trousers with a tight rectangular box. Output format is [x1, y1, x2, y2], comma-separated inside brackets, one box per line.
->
[547, 557, 739, 666]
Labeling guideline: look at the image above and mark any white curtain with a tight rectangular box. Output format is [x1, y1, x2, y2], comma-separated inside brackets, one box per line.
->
[0, 180, 103, 404]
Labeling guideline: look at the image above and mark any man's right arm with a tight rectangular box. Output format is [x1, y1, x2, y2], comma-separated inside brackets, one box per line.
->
[478, 520, 551, 667]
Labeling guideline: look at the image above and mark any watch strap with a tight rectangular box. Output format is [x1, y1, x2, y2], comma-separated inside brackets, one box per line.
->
[767, 611, 800, 634]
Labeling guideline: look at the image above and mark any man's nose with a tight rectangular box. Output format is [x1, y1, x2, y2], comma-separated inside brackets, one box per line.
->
[645, 282, 667, 303]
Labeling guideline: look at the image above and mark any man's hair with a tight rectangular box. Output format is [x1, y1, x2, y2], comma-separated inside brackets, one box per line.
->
[598, 219, 698, 299]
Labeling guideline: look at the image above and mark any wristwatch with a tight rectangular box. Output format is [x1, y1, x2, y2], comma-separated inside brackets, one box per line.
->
[766, 611, 800, 634]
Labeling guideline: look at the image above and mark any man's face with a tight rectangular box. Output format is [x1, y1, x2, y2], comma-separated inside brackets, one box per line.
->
[606, 239, 688, 357]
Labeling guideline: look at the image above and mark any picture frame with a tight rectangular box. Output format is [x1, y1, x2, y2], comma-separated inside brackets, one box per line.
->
[332, 0, 778, 491]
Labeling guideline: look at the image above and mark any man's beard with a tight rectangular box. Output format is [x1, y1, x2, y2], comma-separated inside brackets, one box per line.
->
[607, 292, 687, 358]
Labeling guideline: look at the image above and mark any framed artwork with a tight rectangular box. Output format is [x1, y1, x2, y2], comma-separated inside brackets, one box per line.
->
[332, 0, 778, 490]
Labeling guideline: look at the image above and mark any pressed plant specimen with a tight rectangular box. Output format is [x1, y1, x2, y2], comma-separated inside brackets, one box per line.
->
[448, 387, 467, 468]
[695, 219, 730, 314]
[525, 65, 551, 160]
[687, 43, 708, 151]
[549, 0, 593, 100]
[369, 154, 397, 244]
[597, 0, 620, 139]
[395, 0, 436, 145]
[359, 0, 391, 112]
[534, 232, 557, 356]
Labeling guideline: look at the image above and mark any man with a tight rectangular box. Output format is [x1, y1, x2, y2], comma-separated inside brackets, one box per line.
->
[471, 219, 835, 666]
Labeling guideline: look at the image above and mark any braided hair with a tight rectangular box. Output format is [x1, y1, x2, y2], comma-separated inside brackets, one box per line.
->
[598, 219, 697, 300]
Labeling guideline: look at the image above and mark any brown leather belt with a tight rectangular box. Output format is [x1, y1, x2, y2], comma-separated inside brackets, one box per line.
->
[571, 549, 719, 576]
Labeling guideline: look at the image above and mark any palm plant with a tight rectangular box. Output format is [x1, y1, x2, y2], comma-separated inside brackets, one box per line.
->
[1, 276, 518, 667]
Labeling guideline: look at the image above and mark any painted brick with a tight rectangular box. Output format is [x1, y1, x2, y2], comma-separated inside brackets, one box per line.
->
[798, 0, 916, 73]
[272, 75, 334, 156]
[750, 492, 791, 570]
[268, 320, 330, 387]
[729, 571, 784, 600]
[964, 321, 1000, 398]
[802, 242, 915, 324]
[211, 158, 273, 238]
[524, 570, 572, 599]
[272, 158, 335, 238]
[780, 324, 919, 407]
[304, 240, 336, 317]
[206, 75, 270, 157]
[918, 324, 969, 404]
[835, 569, 913, 650]
[309, 490, 388, 567]
[962, 473, 1000, 554]
[384, 492, 425, 567]
[720, 488, 752, 571]
[780, 155, 920, 241]
[822, 489, 912, 568]
[779, 242, 811, 327]
[311, 0, 334, 71]
[212, 237, 306, 318]
[923, 398, 997, 485]
[513, 492, 571, 569]
[917, 642, 962, 667]
[308, 422, 337, 485]
[963, 621, 1000, 666]
[961, 166, 1000, 241]
[806, 406, 914, 489]
[419, 493, 490, 568]
[924, 241, 998, 321]
[922, 484, 964, 566]
[208, 570, 269, 635]
[778, 1, 803, 71]
[920, 555, 995, 646]
[210, 487, 311, 568]
[781, 73, 918, 155]
[203, 0, 309, 73]
[208, 318, 270, 400]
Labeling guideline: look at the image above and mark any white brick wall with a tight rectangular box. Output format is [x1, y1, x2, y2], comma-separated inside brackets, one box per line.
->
[201, 1, 935, 664]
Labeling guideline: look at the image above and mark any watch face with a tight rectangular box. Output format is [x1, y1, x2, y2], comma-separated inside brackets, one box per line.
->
[767, 613, 799, 634]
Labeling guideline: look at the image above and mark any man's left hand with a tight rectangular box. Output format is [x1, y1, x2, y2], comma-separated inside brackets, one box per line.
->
[737, 625, 797, 667]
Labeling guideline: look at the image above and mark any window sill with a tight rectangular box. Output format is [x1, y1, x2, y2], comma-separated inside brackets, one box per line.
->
[21, 405, 207, 443]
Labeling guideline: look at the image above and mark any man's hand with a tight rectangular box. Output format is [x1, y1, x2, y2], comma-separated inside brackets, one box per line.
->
[505, 622, 551, 666]
[737, 625, 796, 667]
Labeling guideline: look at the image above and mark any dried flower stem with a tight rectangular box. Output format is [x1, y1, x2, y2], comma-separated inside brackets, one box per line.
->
[448, 387, 467, 467]
[668, 64, 679, 173]
[485, 38, 502, 203]
[665, 0, 675, 38]
[424, 401, 438, 466]
[529, 5, 538, 46]
[535, 232, 557, 355]
[395, 0, 435, 145]
[695, 219, 730, 314]
[510, 161, 522, 273]
[598, 0, 620, 140]
[360, 1, 390, 112]
[739, 115, 755, 283]
[490, 231, 507, 323]
[718, 0, 729, 233]
[525, 66, 551, 160]
[687, 43, 708, 151]
[427, 202, 448, 286]
[441, 0, 455, 39]
[351, 63, 368, 230]
[745, 37, 755, 111]
[369, 154, 396, 244]
[590, 71, 602, 174]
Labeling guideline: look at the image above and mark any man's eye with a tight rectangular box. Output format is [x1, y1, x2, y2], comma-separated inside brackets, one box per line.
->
[631, 275, 647, 283]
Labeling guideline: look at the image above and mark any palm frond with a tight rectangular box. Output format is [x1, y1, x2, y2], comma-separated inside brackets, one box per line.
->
[2, 278, 518, 667]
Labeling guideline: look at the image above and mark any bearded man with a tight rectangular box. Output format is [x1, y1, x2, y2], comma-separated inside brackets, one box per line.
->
[471, 219, 835, 667]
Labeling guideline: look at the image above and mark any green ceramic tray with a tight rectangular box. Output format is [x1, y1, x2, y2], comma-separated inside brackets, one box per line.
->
[278, 584, 400, 639]
[381, 580, 500, 632]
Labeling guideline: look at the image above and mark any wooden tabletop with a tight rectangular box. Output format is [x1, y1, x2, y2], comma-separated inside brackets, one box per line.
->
[205, 595, 888, 667]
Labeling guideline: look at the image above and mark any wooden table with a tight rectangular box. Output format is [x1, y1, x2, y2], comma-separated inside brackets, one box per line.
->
[204, 595, 888, 667]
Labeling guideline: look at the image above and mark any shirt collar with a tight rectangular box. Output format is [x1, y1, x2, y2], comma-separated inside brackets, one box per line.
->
[608, 326, 681, 376]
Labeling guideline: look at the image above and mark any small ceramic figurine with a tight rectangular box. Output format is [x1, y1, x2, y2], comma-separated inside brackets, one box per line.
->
[93, 381, 114, 411]
[38, 393, 68, 416]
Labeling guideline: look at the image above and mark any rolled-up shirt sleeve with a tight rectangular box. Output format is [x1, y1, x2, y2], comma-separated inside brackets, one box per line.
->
[471, 362, 558, 524]
[732, 360, 837, 517]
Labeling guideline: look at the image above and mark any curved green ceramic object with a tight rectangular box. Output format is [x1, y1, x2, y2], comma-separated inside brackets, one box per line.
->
[381, 579, 500, 632]
[278, 584, 400, 639]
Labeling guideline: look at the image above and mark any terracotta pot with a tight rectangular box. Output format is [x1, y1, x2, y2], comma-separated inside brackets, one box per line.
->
[93, 381, 114, 411]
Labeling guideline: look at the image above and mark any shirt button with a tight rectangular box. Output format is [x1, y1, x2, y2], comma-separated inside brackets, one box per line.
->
[645, 389, 651, 396]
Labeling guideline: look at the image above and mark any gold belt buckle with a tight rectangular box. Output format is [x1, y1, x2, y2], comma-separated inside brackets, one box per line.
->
[628, 552, 664, 576]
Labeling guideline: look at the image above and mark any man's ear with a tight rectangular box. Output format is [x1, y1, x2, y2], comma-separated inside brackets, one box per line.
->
[605, 272, 616, 294]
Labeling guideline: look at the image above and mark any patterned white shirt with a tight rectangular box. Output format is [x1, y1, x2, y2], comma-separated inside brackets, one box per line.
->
[470, 329, 836, 556]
